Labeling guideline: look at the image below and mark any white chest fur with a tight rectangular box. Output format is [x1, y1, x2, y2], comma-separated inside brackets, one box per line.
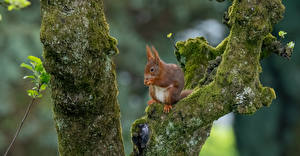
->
[153, 85, 168, 103]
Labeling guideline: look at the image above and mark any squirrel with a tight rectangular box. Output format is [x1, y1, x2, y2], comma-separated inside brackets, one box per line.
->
[144, 45, 193, 113]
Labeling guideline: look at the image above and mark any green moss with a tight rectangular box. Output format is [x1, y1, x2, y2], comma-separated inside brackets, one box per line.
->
[261, 87, 276, 106]
[261, 33, 277, 59]
[145, 103, 165, 119]
[130, 117, 148, 135]
[175, 37, 228, 89]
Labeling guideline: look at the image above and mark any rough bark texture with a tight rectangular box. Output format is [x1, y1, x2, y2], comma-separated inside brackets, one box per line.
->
[40, 0, 124, 155]
[131, 0, 287, 155]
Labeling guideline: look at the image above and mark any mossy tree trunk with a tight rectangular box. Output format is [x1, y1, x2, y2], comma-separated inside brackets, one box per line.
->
[131, 0, 289, 155]
[40, 0, 124, 155]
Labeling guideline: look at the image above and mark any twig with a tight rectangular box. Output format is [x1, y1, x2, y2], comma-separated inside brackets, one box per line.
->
[3, 85, 40, 156]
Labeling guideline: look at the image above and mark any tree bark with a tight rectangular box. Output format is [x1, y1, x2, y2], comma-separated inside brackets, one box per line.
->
[40, 0, 124, 155]
[131, 0, 287, 155]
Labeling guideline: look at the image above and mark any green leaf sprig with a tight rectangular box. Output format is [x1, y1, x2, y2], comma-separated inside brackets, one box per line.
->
[278, 30, 287, 38]
[20, 56, 50, 97]
[4, 55, 50, 156]
[4, 0, 31, 11]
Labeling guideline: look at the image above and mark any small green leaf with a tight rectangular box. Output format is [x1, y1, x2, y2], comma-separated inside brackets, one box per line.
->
[20, 63, 33, 71]
[40, 72, 50, 84]
[40, 84, 47, 91]
[28, 56, 42, 64]
[23, 1, 31, 7]
[5, 0, 31, 11]
[0, 14, 2, 21]
[29, 61, 36, 66]
[27, 92, 32, 97]
[167, 33, 173, 38]
[35, 64, 43, 72]
[279, 31, 287, 38]
[37, 94, 43, 98]
[7, 5, 15, 11]
[287, 41, 295, 49]
[23, 75, 35, 79]
[27, 89, 38, 98]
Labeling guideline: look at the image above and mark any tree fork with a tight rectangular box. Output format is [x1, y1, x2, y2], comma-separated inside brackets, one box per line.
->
[40, 0, 124, 155]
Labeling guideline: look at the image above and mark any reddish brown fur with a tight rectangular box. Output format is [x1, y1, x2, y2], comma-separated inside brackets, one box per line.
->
[144, 45, 192, 113]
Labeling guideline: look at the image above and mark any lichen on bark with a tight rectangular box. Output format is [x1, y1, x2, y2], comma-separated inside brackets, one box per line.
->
[40, 0, 124, 155]
[131, 0, 289, 155]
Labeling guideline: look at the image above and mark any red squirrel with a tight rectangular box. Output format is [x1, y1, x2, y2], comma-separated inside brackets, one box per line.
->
[144, 45, 193, 113]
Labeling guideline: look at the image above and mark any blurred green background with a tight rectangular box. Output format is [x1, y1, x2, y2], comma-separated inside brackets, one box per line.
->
[0, 0, 299, 156]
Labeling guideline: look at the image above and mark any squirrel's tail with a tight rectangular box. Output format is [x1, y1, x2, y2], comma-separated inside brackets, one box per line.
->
[180, 90, 193, 99]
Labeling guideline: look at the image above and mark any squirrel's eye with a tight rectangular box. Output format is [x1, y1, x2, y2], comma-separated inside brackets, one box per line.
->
[150, 67, 154, 72]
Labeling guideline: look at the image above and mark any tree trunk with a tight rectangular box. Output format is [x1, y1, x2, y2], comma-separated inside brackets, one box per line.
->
[40, 0, 124, 155]
[131, 0, 287, 155]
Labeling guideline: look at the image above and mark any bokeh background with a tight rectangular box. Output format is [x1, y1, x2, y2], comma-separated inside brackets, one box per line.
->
[0, 0, 299, 155]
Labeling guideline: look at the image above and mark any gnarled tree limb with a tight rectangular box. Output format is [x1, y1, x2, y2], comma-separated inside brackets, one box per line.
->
[131, 0, 288, 155]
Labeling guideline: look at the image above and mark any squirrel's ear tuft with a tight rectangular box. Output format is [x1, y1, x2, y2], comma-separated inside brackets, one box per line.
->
[146, 45, 154, 60]
[151, 46, 160, 61]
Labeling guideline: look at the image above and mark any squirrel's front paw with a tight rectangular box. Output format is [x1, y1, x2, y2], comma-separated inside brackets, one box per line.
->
[163, 104, 172, 113]
[144, 79, 154, 86]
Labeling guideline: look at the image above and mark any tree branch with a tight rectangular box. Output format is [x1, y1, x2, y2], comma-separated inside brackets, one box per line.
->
[261, 33, 294, 59]
[131, 0, 288, 155]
